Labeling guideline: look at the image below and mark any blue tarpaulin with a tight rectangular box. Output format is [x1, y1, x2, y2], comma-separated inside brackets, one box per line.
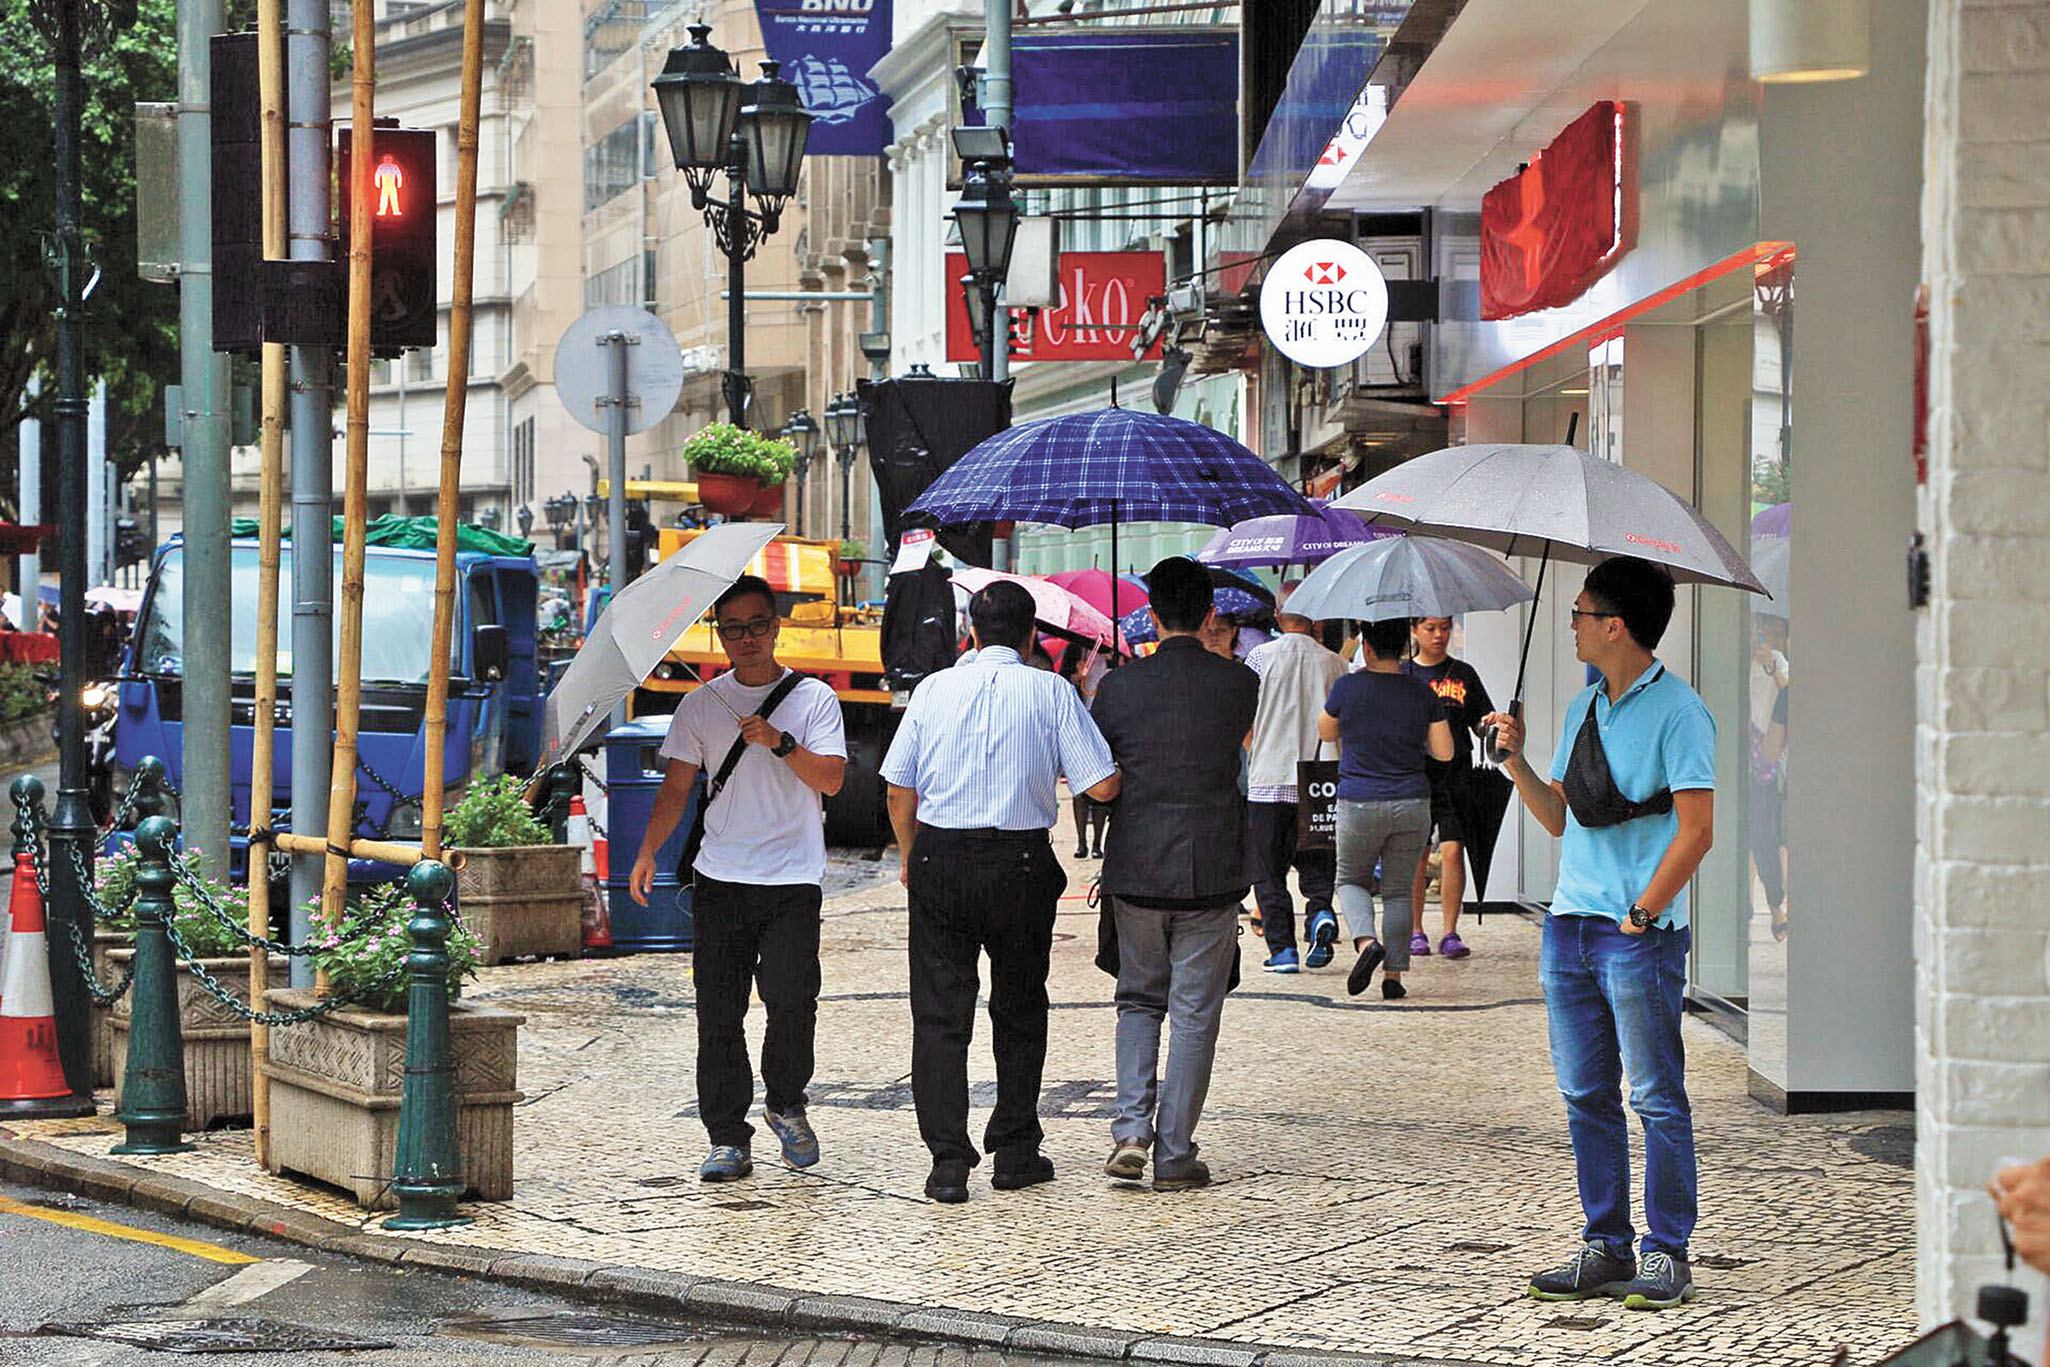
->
[754, 1, 893, 157]
[1009, 30, 1238, 186]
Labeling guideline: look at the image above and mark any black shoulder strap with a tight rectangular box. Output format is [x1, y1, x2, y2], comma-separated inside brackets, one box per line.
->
[703, 671, 806, 807]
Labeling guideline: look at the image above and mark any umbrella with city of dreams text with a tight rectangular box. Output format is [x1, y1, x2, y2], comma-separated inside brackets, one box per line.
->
[906, 408, 1316, 628]
[1331, 443, 1769, 754]
[538, 521, 783, 766]
[1196, 504, 1395, 569]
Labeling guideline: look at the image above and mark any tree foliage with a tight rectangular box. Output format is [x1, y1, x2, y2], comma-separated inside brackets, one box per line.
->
[1, 0, 180, 496]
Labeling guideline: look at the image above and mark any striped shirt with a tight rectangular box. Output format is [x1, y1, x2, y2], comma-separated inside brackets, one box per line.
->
[881, 645, 1118, 831]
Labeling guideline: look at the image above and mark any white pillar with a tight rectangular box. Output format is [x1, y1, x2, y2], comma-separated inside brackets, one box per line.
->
[86, 379, 107, 587]
[20, 376, 39, 618]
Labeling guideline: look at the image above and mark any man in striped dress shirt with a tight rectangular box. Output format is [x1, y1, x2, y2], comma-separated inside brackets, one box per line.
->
[882, 580, 1122, 1204]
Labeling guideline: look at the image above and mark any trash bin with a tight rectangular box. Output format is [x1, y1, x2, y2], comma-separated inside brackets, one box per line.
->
[603, 717, 697, 951]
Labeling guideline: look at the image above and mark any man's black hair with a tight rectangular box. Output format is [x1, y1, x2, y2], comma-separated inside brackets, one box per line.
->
[1358, 616, 1411, 662]
[1148, 556, 1214, 634]
[1583, 555, 1677, 651]
[713, 573, 776, 621]
[969, 579, 1038, 651]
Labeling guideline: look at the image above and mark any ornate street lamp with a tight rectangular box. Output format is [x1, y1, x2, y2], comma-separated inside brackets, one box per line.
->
[828, 392, 866, 545]
[515, 504, 534, 539]
[781, 408, 819, 533]
[951, 158, 1021, 380]
[653, 26, 813, 427]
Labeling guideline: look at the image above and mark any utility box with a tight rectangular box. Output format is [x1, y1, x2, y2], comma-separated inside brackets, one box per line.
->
[134, 102, 180, 284]
[603, 717, 697, 952]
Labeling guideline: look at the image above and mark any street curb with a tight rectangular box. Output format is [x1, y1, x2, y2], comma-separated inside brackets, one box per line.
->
[0, 1130, 1449, 1366]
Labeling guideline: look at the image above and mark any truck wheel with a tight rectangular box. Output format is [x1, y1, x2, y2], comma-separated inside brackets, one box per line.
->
[824, 723, 890, 847]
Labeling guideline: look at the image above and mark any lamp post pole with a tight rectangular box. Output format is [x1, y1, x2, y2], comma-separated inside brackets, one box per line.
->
[724, 135, 749, 427]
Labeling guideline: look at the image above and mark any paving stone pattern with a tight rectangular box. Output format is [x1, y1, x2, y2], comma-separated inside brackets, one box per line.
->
[14, 845, 1917, 1365]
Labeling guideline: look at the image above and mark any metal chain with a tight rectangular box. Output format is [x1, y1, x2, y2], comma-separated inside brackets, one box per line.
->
[162, 915, 403, 1026]
[167, 858, 323, 958]
[10, 790, 136, 1005]
[355, 753, 422, 811]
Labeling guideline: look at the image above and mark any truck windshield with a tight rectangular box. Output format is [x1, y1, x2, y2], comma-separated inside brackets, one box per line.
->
[134, 546, 444, 683]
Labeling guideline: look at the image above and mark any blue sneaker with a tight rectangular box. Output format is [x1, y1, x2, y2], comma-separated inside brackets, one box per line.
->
[1262, 947, 1301, 974]
[764, 1109, 820, 1168]
[1304, 909, 1338, 969]
[699, 1144, 753, 1182]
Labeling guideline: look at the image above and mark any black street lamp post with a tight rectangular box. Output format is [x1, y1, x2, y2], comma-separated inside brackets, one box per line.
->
[951, 157, 1022, 380]
[825, 392, 864, 545]
[653, 25, 811, 429]
[781, 408, 819, 534]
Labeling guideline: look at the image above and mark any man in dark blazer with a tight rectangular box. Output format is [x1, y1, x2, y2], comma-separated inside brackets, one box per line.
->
[1088, 556, 1260, 1192]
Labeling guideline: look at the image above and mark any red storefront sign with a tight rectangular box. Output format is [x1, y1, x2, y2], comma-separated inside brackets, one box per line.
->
[1479, 101, 1631, 320]
[945, 251, 1164, 364]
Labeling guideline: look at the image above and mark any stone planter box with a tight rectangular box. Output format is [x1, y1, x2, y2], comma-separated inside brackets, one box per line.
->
[109, 951, 285, 1130]
[261, 988, 524, 1210]
[90, 929, 131, 1088]
[453, 844, 581, 966]
[0, 710, 54, 771]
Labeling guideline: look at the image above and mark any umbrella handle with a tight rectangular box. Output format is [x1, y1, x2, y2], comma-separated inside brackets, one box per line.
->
[1483, 698, 1522, 769]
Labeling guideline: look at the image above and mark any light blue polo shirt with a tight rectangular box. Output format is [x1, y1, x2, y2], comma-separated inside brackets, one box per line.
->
[1546, 661, 1717, 930]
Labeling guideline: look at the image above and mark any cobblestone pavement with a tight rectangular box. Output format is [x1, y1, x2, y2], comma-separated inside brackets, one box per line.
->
[11, 840, 1917, 1365]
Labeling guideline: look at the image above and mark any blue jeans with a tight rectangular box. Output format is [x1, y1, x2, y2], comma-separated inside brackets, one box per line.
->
[1539, 913, 1696, 1260]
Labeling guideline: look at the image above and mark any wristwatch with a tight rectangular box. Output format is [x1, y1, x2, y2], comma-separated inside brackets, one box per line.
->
[770, 730, 798, 758]
[1627, 903, 1657, 929]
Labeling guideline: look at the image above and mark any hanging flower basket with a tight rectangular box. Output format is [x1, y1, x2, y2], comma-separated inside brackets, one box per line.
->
[749, 480, 788, 518]
[696, 471, 759, 516]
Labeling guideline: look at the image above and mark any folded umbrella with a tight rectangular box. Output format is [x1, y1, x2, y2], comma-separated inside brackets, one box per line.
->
[1285, 536, 1534, 624]
[538, 521, 783, 766]
[951, 567, 1124, 654]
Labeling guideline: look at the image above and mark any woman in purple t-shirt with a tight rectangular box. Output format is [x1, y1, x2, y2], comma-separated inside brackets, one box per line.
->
[1318, 617, 1453, 999]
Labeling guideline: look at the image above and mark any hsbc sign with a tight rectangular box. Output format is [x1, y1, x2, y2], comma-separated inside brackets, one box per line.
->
[1259, 238, 1389, 370]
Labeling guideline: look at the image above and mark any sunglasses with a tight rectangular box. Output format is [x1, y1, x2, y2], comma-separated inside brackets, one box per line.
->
[715, 617, 776, 641]
[1568, 609, 1619, 624]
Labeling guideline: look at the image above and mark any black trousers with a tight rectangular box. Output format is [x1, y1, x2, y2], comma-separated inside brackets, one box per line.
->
[691, 875, 823, 1148]
[1248, 800, 1337, 953]
[906, 824, 1066, 1167]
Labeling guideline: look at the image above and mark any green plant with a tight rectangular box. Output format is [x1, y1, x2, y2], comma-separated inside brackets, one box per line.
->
[838, 538, 867, 563]
[307, 882, 479, 1013]
[443, 773, 552, 849]
[0, 661, 46, 723]
[682, 423, 796, 483]
[94, 841, 247, 959]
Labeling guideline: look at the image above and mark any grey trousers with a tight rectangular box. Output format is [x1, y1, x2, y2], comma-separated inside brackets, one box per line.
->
[1334, 797, 1433, 972]
[1110, 898, 1237, 1175]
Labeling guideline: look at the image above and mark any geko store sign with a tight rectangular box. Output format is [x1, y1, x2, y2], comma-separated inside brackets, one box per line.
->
[1259, 238, 1389, 370]
[944, 251, 1164, 364]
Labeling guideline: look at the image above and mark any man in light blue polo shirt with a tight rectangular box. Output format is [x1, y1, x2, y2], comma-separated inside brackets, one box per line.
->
[1484, 556, 1716, 1313]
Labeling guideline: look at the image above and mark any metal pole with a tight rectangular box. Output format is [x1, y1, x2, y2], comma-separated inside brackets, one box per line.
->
[45, 0, 98, 1106]
[86, 383, 105, 585]
[20, 377, 39, 617]
[179, 0, 233, 879]
[726, 147, 748, 429]
[605, 332, 630, 732]
[395, 359, 407, 517]
[985, 0, 1013, 575]
[286, 0, 334, 988]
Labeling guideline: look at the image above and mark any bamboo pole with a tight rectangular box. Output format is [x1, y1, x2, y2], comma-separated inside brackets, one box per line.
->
[319, 0, 376, 990]
[273, 831, 464, 870]
[420, 0, 485, 863]
[247, 0, 289, 1167]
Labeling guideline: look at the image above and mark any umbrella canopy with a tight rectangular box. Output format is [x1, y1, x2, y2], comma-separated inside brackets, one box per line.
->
[951, 568, 1124, 653]
[1118, 586, 1270, 645]
[1331, 443, 1766, 593]
[539, 521, 783, 765]
[1043, 569, 1149, 621]
[1285, 536, 1535, 624]
[906, 409, 1318, 531]
[1751, 535, 1790, 620]
[1196, 505, 1394, 568]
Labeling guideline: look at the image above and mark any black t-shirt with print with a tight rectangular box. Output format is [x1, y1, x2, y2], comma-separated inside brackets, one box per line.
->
[1402, 657, 1495, 766]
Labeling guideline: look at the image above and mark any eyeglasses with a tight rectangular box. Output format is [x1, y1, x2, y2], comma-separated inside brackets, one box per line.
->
[715, 616, 776, 641]
[1568, 609, 1619, 624]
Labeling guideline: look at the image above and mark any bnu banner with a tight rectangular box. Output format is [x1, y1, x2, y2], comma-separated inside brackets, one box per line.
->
[753, 0, 893, 157]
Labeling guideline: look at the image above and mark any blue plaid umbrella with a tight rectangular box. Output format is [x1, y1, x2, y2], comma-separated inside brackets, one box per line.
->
[906, 409, 1314, 627]
[1119, 586, 1270, 645]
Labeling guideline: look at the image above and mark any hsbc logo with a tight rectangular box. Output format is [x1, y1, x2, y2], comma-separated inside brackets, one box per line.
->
[1304, 261, 1347, 285]
[1260, 238, 1389, 370]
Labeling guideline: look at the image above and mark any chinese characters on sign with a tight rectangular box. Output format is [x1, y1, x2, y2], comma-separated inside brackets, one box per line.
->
[944, 250, 1165, 365]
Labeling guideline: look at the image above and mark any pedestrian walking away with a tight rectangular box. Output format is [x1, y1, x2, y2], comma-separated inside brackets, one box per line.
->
[1088, 557, 1260, 1193]
[1061, 642, 1111, 859]
[1404, 616, 1497, 962]
[1483, 556, 1716, 1312]
[1319, 617, 1453, 1000]
[628, 574, 848, 1183]
[1243, 583, 1347, 974]
[881, 579, 1120, 1204]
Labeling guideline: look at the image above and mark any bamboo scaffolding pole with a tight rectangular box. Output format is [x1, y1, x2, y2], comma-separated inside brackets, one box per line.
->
[246, 0, 289, 1166]
[420, 0, 485, 863]
[272, 831, 464, 870]
[318, 0, 376, 990]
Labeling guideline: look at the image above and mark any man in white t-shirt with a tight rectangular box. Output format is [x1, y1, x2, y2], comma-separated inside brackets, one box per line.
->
[629, 574, 848, 1183]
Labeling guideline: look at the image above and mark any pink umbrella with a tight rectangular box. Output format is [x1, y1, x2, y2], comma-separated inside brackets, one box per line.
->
[951, 568, 1126, 654]
[1043, 568, 1149, 621]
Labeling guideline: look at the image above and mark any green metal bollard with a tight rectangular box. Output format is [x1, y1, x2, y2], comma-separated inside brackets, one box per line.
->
[384, 860, 472, 1230]
[130, 756, 170, 820]
[110, 816, 193, 1154]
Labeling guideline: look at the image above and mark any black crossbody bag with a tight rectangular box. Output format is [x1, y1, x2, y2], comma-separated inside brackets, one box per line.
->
[677, 672, 805, 887]
[1562, 667, 1675, 830]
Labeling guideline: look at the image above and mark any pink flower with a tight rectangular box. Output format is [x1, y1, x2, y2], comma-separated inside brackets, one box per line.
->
[366, 938, 383, 952]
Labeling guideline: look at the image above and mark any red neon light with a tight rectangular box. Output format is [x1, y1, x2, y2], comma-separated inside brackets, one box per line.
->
[374, 154, 404, 217]
[1437, 241, 1796, 405]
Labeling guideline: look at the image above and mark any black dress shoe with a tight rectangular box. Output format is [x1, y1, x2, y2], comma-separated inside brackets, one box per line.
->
[991, 1153, 1055, 1191]
[924, 1159, 971, 1203]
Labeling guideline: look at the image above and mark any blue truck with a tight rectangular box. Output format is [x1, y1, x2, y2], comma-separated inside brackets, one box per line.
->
[116, 536, 543, 876]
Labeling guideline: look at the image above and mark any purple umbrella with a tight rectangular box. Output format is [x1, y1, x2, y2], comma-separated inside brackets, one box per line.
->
[1196, 506, 1394, 568]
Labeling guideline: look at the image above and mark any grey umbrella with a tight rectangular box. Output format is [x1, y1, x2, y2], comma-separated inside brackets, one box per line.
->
[1286, 535, 1534, 624]
[539, 520, 784, 766]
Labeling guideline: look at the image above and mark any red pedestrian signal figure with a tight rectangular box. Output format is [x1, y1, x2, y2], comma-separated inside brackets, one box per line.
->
[374, 153, 403, 217]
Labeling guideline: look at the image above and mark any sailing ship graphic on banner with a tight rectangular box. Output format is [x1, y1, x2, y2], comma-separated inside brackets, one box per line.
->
[754, 1, 893, 156]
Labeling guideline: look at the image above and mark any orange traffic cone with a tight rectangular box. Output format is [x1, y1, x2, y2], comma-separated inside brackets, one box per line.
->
[0, 849, 92, 1116]
[570, 796, 613, 953]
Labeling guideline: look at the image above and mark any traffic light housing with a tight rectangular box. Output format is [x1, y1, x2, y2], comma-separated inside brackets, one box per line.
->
[338, 126, 438, 352]
[210, 33, 262, 350]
